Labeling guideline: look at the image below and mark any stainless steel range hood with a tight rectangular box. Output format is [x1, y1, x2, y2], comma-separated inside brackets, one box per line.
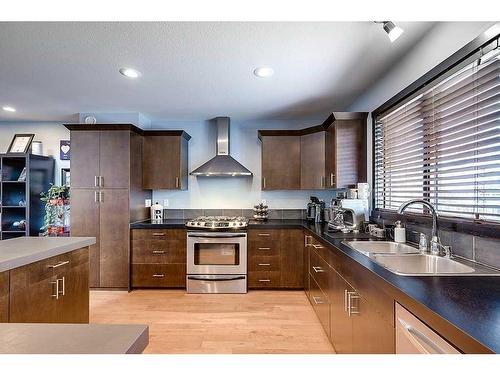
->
[190, 117, 253, 177]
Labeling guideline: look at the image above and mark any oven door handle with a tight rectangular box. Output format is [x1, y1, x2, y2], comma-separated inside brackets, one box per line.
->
[187, 276, 246, 281]
[187, 233, 246, 238]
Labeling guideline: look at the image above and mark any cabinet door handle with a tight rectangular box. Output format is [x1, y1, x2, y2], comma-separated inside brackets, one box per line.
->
[48, 261, 70, 269]
[258, 263, 271, 266]
[344, 289, 349, 312]
[99, 191, 104, 202]
[94, 191, 99, 203]
[347, 291, 360, 316]
[94, 176, 99, 187]
[330, 173, 335, 187]
[312, 266, 324, 273]
[321, 176, 325, 188]
[312, 244, 324, 249]
[152, 250, 166, 254]
[312, 296, 324, 305]
[152, 232, 166, 237]
[304, 235, 312, 247]
[152, 274, 165, 278]
[258, 233, 270, 236]
[50, 280, 59, 299]
[175, 177, 179, 188]
[58, 277, 65, 296]
[99, 176, 104, 187]
[258, 247, 270, 250]
[262, 177, 266, 189]
[258, 279, 271, 282]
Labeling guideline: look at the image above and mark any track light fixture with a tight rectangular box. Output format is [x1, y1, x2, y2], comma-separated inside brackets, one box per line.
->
[375, 21, 404, 42]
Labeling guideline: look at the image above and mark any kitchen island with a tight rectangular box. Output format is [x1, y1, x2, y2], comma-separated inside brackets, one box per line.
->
[0, 236, 95, 323]
[0, 323, 149, 354]
[0, 236, 96, 272]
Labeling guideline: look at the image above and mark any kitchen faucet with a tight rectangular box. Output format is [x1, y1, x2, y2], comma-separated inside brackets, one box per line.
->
[397, 199, 451, 258]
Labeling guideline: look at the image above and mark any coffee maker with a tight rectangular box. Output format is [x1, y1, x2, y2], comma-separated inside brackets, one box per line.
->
[307, 196, 325, 222]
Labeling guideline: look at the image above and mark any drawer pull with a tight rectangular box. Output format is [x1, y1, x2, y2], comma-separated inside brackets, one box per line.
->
[152, 232, 166, 237]
[258, 263, 271, 266]
[258, 247, 271, 250]
[258, 279, 271, 282]
[58, 277, 65, 296]
[312, 266, 324, 273]
[347, 291, 360, 316]
[152, 274, 165, 278]
[312, 296, 324, 305]
[50, 280, 59, 299]
[152, 250, 166, 254]
[312, 244, 324, 249]
[48, 260, 70, 269]
[258, 233, 270, 236]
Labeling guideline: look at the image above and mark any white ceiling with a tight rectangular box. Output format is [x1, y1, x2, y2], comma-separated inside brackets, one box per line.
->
[0, 21, 437, 122]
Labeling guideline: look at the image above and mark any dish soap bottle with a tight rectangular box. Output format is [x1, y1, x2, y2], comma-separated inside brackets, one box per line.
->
[394, 221, 406, 243]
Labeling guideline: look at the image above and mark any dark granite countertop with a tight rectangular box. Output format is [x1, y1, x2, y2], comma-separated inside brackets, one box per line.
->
[130, 218, 500, 353]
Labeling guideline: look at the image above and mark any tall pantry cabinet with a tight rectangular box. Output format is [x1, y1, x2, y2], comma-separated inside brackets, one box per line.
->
[65, 124, 151, 288]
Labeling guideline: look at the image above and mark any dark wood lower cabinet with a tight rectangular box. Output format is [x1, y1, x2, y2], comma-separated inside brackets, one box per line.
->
[132, 264, 186, 288]
[9, 247, 89, 323]
[330, 270, 354, 353]
[304, 232, 395, 354]
[130, 228, 187, 288]
[248, 229, 303, 289]
[0, 271, 9, 322]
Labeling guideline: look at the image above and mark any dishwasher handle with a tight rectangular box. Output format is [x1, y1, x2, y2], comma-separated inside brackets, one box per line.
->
[398, 317, 447, 354]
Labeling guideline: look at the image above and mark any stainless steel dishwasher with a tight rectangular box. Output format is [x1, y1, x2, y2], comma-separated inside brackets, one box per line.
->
[396, 303, 460, 354]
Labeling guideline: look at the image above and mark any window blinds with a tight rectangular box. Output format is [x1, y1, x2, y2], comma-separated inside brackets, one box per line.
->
[374, 41, 500, 221]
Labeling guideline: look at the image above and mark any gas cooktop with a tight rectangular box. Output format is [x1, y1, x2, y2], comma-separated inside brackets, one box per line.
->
[185, 216, 249, 229]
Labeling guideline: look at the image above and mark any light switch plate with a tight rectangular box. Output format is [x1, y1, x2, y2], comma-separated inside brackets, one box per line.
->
[145, 199, 152, 208]
[163, 199, 169, 207]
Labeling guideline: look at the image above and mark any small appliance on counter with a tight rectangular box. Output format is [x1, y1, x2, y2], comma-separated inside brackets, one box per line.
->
[328, 198, 368, 233]
[253, 201, 269, 221]
[150, 202, 164, 223]
[307, 196, 325, 222]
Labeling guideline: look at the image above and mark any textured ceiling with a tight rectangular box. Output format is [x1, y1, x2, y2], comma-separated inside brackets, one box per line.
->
[0, 21, 437, 122]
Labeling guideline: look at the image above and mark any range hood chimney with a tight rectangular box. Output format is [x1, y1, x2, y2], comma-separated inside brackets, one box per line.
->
[190, 117, 253, 177]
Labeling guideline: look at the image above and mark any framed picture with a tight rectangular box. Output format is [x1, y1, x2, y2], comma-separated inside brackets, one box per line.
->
[7, 134, 35, 154]
[60, 140, 71, 160]
[61, 168, 70, 186]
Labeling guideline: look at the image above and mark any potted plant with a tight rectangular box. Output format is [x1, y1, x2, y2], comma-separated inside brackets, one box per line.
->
[40, 184, 70, 236]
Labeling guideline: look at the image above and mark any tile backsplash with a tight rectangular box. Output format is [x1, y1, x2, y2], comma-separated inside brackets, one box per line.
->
[163, 208, 306, 220]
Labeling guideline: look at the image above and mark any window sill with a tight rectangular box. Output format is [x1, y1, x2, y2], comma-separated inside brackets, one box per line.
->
[372, 209, 500, 239]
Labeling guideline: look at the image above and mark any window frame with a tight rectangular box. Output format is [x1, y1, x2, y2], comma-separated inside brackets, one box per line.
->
[371, 24, 500, 238]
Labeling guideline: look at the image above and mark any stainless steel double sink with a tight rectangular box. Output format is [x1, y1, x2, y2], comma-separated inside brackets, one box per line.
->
[342, 241, 500, 276]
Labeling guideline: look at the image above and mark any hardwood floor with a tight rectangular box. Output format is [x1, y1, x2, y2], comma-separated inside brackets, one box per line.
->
[90, 289, 335, 354]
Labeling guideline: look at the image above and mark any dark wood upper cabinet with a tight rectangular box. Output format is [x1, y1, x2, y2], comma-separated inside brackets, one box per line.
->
[99, 131, 131, 189]
[70, 131, 100, 189]
[142, 132, 190, 190]
[301, 131, 326, 189]
[261, 136, 301, 190]
[259, 112, 367, 190]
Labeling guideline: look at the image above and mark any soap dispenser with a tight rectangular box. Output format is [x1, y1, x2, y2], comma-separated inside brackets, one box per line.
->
[394, 221, 406, 243]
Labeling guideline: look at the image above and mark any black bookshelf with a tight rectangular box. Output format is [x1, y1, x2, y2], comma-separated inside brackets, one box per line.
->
[0, 154, 54, 240]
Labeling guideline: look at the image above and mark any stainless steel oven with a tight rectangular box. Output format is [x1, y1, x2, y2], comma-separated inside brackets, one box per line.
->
[187, 232, 247, 293]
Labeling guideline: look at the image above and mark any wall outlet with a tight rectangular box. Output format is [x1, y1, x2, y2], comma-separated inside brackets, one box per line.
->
[163, 199, 169, 207]
[145, 199, 152, 208]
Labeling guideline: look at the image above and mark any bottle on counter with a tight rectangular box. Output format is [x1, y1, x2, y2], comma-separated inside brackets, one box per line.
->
[394, 221, 406, 243]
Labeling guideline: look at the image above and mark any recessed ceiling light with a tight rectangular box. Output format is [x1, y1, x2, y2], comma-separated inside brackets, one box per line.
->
[119, 67, 141, 79]
[253, 67, 274, 78]
[2, 106, 16, 112]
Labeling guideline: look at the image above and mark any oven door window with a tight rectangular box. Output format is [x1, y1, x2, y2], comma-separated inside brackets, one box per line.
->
[193, 243, 240, 266]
